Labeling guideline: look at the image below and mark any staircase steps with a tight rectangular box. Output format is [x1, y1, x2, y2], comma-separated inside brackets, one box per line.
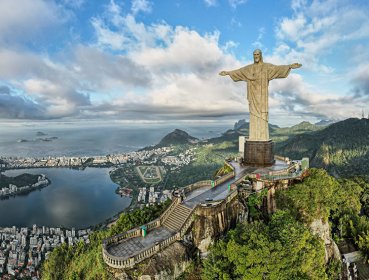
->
[162, 204, 192, 232]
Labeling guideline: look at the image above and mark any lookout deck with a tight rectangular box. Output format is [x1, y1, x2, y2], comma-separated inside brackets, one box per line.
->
[102, 158, 307, 269]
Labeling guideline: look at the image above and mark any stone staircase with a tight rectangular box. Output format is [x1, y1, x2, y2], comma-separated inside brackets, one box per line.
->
[162, 204, 193, 232]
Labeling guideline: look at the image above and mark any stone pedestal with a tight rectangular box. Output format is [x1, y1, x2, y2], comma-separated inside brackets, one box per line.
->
[244, 139, 274, 166]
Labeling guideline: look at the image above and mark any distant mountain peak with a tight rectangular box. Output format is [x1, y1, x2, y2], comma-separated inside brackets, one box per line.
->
[234, 119, 247, 130]
[314, 119, 337, 126]
[157, 129, 198, 147]
[290, 121, 315, 130]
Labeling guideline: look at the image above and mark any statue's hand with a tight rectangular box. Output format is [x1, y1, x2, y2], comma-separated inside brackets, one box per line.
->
[290, 63, 302, 69]
[219, 71, 228, 76]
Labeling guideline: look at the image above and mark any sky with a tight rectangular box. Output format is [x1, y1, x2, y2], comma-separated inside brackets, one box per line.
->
[1, 0, 369, 126]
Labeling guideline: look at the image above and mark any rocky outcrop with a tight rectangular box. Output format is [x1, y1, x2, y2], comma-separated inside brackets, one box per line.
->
[310, 218, 341, 263]
[112, 242, 191, 280]
[192, 195, 247, 256]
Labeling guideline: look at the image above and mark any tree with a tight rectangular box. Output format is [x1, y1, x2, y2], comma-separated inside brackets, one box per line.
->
[203, 211, 327, 280]
[276, 168, 340, 223]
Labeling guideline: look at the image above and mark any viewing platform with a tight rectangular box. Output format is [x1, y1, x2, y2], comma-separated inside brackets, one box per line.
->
[102, 157, 309, 269]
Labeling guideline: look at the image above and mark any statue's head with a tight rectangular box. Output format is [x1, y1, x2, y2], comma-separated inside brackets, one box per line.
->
[253, 49, 263, 64]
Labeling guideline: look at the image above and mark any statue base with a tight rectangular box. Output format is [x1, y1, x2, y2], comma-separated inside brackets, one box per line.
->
[243, 139, 274, 167]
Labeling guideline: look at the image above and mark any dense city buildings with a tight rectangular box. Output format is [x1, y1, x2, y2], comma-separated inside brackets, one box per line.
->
[1, 147, 195, 170]
[0, 225, 90, 279]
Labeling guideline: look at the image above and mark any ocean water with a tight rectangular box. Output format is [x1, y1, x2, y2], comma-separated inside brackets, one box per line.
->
[0, 121, 232, 158]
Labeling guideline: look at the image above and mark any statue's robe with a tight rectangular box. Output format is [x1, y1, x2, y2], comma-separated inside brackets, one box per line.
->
[228, 63, 291, 141]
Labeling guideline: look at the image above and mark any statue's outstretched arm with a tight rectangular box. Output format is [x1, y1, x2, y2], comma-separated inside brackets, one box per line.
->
[290, 63, 302, 69]
[219, 71, 229, 76]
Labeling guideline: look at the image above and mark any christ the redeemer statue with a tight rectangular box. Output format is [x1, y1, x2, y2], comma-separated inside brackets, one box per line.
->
[219, 49, 301, 141]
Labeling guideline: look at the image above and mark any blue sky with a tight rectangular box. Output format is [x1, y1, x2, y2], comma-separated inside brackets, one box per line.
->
[1, 0, 369, 126]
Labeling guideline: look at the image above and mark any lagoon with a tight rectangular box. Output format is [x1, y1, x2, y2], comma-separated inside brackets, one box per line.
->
[0, 167, 130, 229]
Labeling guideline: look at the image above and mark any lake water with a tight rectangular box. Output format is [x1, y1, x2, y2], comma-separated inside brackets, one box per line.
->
[0, 121, 234, 229]
[0, 167, 130, 229]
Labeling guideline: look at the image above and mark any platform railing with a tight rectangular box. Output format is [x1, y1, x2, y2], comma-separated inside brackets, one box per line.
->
[102, 161, 238, 269]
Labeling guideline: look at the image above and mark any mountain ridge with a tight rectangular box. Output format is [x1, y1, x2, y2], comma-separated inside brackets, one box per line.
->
[275, 118, 369, 176]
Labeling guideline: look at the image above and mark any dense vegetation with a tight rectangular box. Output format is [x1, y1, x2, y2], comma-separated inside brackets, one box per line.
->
[202, 169, 369, 279]
[156, 129, 198, 147]
[275, 118, 369, 177]
[213, 118, 369, 177]
[41, 201, 170, 280]
[203, 211, 327, 280]
[276, 170, 369, 260]
[165, 141, 237, 188]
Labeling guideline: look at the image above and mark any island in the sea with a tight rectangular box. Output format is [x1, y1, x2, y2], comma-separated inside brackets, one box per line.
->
[16, 132, 58, 143]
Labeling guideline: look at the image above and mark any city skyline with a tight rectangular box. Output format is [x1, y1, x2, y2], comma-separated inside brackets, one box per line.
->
[1, 0, 369, 126]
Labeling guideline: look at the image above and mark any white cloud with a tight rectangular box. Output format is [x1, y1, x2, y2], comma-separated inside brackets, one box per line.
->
[86, 3, 247, 120]
[270, 0, 369, 121]
[0, 43, 151, 119]
[131, 28, 229, 74]
[291, 0, 307, 12]
[131, 0, 152, 15]
[91, 17, 127, 51]
[91, 1, 173, 52]
[223, 41, 239, 52]
[229, 0, 247, 9]
[274, 0, 369, 73]
[267, 70, 369, 122]
[204, 0, 217, 7]
[0, 0, 67, 44]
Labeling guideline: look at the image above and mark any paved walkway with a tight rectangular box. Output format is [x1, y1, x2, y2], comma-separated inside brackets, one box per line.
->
[106, 161, 290, 260]
[184, 162, 256, 208]
[107, 227, 173, 258]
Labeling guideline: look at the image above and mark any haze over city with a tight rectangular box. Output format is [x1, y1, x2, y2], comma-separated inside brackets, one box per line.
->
[0, 0, 368, 127]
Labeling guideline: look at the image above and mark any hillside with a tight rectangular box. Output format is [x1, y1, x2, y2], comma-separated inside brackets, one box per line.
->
[156, 129, 198, 147]
[205, 118, 369, 177]
[208, 120, 321, 146]
[275, 118, 369, 177]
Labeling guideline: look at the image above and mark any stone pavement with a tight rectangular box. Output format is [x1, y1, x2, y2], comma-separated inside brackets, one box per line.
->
[107, 227, 173, 258]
